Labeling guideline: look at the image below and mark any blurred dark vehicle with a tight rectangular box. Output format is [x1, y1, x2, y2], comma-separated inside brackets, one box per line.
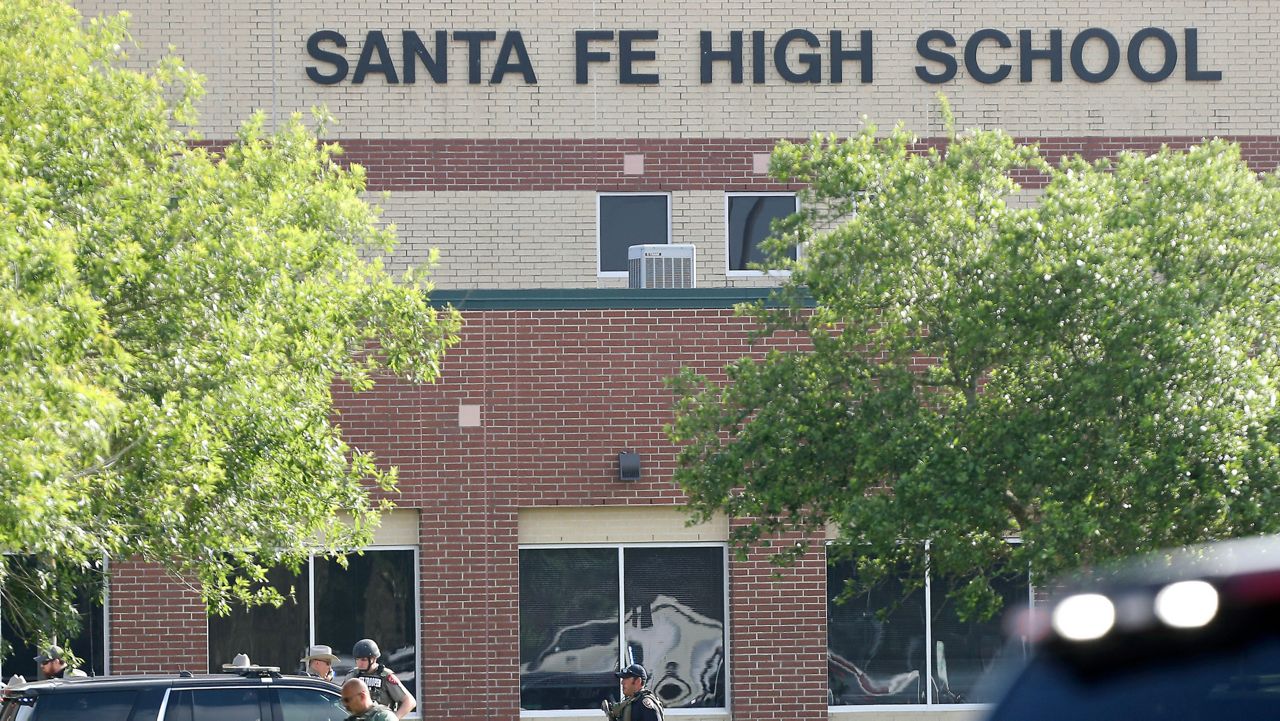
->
[986, 534, 1280, 721]
[0, 665, 344, 721]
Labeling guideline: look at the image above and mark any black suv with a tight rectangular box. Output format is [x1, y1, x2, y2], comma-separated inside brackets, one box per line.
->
[986, 534, 1280, 721]
[0, 667, 345, 721]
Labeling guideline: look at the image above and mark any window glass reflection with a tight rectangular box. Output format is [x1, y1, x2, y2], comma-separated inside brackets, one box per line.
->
[315, 550, 418, 699]
[827, 560, 926, 705]
[519, 548, 619, 710]
[207, 565, 308, 672]
[623, 547, 725, 708]
[727, 194, 797, 270]
[930, 571, 1029, 703]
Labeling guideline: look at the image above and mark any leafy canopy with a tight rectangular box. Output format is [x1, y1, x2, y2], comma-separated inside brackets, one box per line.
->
[0, 0, 459, 648]
[669, 100, 1280, 617]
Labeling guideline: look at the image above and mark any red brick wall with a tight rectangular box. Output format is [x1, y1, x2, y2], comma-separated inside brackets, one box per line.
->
[108, 560, 207, 674]
[345, 136, 1280, 192]
[328, 307, 819, 720]
[194, 135, 1280, 193]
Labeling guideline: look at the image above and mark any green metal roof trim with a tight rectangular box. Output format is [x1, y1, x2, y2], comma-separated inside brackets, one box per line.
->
[428, 287, 812, 310]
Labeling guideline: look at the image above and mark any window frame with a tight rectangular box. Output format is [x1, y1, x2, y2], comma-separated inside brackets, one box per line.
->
[724, 192, 799, 277]
[596, 192, 673, 278]
[518, 541, 731, 716]
[826, 540, 1034, 712]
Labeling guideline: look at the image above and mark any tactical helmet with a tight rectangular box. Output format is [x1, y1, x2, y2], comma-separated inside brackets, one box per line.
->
[353, 638, 380, 659]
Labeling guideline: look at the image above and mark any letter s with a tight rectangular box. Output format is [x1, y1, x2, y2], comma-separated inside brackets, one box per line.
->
[306, 30, 348, 84]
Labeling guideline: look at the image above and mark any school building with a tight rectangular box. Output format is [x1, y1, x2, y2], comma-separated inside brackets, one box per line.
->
[27, 1, 1280, 719]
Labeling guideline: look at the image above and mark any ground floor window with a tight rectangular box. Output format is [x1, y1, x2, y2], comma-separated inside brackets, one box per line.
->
[1, 557, 107, 681]
[827, 546, 1031, 707]
[519, 544, 727, 711]
[207, 548, 418, 702]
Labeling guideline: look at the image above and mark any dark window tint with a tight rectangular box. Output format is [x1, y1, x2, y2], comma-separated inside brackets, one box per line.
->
[519, 548, 619, 710]
[599, 195, 668, 272]
[727, 195, 797, 270]
[207, 565, 308, 672]
[170, 688, 267, 721]
[828, 560, 926, 705]
[931, 571, 1029, 703]
[28, 691, 136, 721]
[276, 687, 345, 721]
[314, 550, 418, 697]
[623, 547, 726, 708]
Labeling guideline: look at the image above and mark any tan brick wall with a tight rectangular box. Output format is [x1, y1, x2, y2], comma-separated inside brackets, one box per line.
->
[74, 1, 1275, 139]
[376, 190, 791, 288]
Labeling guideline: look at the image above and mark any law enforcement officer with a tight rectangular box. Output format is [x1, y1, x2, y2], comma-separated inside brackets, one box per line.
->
[344, 638, 416, 719]
[301, 644, 340, 684]
[601, 663, 664, 721]
[340, 678, 396, 721]
[34, 646, 87, 680]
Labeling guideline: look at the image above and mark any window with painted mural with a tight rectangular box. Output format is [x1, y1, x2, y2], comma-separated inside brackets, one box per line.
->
[207, 549, 418, 703]
[519, 544, 726, 711]
[828, 550, 1030, 706]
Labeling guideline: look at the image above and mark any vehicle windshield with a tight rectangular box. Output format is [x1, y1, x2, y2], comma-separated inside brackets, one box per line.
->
[987, 635, 1280, 721]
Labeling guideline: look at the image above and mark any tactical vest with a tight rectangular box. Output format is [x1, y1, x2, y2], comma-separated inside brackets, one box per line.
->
[352, 666, 400, 711]
[612, 689, 664, 721]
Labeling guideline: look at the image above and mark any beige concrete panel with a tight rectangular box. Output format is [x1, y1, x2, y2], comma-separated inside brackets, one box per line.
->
[72, 1, 1278, 139]
[329, 508, 418, 545]
[519, 506, 728, 544]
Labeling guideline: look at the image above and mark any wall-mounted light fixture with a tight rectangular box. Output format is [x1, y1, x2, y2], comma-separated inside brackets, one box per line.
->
[618, 451, 641, 481]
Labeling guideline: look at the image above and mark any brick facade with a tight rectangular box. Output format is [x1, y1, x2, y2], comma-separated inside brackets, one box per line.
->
[73, 0, 1280, 719]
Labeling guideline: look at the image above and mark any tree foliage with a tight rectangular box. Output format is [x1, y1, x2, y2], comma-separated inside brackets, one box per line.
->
[0, 0, 460, 648]
[669, 100, 1280, 617]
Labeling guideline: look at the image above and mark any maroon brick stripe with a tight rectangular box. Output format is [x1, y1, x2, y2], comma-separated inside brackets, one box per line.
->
[195, 136, 1280, 192]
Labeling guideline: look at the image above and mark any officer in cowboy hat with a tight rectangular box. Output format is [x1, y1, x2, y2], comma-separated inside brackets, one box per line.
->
[301, 644, 341, 683]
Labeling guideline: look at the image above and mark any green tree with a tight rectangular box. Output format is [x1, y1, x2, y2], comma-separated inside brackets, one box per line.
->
[669, 102, 1280, 617]
[0, 0, 460, 649]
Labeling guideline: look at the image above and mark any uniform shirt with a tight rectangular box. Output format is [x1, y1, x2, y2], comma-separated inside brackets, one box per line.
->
[343, 703, 397, 721]
[345, 665, 410, 712]
[622, 689, 664, 721]
[38, 667, 87, 681]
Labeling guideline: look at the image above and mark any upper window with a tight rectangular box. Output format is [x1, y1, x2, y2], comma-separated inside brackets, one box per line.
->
[207, 548, 419, 709]
[827, 546, 1031, 707]
[598, 194, 670, 275]
[519, 544, 726, 711]
[726, 193, 797, 273]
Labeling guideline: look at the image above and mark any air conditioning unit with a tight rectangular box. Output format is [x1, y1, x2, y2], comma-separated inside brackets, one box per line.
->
[628, 244, 695, 289]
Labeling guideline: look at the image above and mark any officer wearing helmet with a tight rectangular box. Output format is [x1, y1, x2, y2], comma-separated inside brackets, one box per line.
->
[344, 638, 416, 719]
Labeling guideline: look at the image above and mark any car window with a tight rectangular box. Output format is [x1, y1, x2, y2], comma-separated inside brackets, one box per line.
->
[166, 688, 267, 721]
[0, 699, 34, 721]
[275, 688, 345, 721]
[22, 691, 136, 721]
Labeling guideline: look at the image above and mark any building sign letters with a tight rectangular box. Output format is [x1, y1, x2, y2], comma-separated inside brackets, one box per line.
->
[304, 27, 1221, 86]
